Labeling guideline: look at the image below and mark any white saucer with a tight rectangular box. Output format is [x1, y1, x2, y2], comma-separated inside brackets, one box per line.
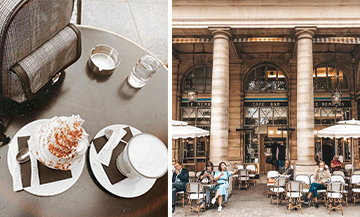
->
[7, 119, 85, 196]
[88, 124, 156, 198]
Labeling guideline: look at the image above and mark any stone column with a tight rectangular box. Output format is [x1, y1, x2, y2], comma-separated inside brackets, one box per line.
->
[209, 28, 231, 165]
[172, 58, 181, 164]
[295, 27, 318, 175]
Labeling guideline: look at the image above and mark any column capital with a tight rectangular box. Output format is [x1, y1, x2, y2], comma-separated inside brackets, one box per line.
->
[209, 27, 232, 40]
[295, 26, 316, 40]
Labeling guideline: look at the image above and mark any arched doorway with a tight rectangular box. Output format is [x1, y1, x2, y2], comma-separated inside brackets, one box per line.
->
[243, 63, 289, 174]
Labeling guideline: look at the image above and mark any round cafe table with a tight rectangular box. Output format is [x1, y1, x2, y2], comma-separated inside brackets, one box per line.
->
[0, 26, 167, 217]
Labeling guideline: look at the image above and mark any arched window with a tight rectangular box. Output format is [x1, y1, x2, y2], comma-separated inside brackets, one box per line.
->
[313, 64, 348, 90]
[245, 64, 287, 91]
[182, 65, 212, 93]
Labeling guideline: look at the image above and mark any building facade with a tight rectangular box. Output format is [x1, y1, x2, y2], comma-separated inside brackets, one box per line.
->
[172, 0, 360, 175]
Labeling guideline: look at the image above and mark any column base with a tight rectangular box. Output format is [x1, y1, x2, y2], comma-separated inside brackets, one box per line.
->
[295, 163, 318, 176]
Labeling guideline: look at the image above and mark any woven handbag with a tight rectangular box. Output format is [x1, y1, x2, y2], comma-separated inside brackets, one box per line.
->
[0, 0, 81, 104]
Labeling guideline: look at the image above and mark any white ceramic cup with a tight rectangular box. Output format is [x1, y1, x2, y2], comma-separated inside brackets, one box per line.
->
[116, 133, 167, 179]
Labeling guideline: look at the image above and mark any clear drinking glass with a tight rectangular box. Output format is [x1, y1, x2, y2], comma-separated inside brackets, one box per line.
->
[127, 52, 161, 88]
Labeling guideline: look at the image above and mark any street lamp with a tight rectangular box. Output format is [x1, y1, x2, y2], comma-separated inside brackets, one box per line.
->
[187, 43, 198, 102]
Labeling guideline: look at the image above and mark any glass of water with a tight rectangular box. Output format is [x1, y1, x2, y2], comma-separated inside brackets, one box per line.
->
[127, 52, 161, 88]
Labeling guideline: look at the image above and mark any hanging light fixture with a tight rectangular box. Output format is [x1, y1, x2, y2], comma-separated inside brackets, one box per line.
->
[332, 44, 342, 106]
[187, 43, 198, 102]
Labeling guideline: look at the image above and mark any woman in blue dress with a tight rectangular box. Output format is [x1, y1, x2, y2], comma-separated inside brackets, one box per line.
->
[211, 162, 238, 212]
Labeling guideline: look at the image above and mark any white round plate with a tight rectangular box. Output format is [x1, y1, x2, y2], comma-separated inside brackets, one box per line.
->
[7, 119, 85, 196]
[88, 124, 156, 198]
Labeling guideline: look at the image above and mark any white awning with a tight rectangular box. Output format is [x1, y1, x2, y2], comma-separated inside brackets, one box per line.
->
[172, 125, 209, 139]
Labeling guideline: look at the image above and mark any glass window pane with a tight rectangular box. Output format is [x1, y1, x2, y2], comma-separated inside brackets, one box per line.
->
[321, 107, 335, 125]
[316, 67, 327, 89]
[260, 108, 273, 125]
[194, 67, 204, 78]
[181, 107, 196, 126]
[266, 66, 276, 90]
[197, 108, 211, 126]
[314, 107, 321, 124]
[246, 69, 256, 90]
[206, 66, 212, 78]
[245, 131, 258, 163]
[274, 107, 287, 124]
[277, 70, 286, 90]
[245, 107, 259, 125]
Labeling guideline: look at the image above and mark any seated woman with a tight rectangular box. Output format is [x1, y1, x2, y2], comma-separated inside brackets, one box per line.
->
[303, 161, 331, 208]
[211, 162, 238, 212]
[331, 155, 342, 172]
[198, 161, 215, 208]
[279, 160, 294, 180]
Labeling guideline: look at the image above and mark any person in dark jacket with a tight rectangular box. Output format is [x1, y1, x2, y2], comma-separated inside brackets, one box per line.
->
[172, 161, 189, 213]
[279, 160, 294, 180]
[271, 141, 278, 170]
[277, 141, 286, 171]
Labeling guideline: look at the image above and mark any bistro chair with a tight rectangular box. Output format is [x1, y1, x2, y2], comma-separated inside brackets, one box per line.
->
[189, 171, 196, 182]
[238, 169, 250, 190]
[333, 171, 345, 177]
[295, 174, 311, 205]
[267, 170, 279, 197]
[344, 164, 353, 176]
[176, 191, 186, 207]
[331, 175, 348, 207]
[270, 176, 286, 207]
[326, 182, 345, 215]
[246, 164, 257, 186]
[285, 181, 303, 214]
[233, 164, 244, 185]
[353, 171, 360, 175]
[185, 182, 206, 216]
[237, 164, 244, 170]
[350, 174, 360, 206]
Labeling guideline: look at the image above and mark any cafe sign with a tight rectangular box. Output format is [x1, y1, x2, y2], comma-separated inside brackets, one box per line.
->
[244, 102, 288, 107]
[182, 102, 211, 107]
[314, 101, 350, 107]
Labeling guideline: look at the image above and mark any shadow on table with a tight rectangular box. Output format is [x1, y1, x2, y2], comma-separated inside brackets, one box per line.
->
[117, 79, 139, 100]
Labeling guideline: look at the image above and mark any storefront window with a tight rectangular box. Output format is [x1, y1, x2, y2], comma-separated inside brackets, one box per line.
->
[246, 64, 287, 91]
[183, 65, 212, 93]
[314, 106, 351, 126]
[313, 64, 348, 90]
[245, 106, 287, 126]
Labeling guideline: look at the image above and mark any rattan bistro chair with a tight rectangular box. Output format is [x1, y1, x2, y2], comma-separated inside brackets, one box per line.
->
[326, 182, 345, 215]
[270, 177, 287, 207]
[246, 164, 257, 186]
[185, 182, 206, 216]
[267, 170, 279, 197]
[286, 181, 303, 214]
[238, 169, 249, 189]
[350, 175, 360, 206]
[295, 174, 311, 206]
[176, 191, 186, 207]
[333, 171, 345, 177]
[331, 175, 349, 207]
[189, 171, 197, 182]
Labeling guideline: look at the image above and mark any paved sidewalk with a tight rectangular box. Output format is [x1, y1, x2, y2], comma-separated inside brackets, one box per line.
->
[72, 0, 167, 62]
[173, 183, 359, 217]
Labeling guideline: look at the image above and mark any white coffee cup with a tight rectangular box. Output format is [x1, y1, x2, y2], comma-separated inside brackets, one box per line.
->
[116, 133, 167, 179]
